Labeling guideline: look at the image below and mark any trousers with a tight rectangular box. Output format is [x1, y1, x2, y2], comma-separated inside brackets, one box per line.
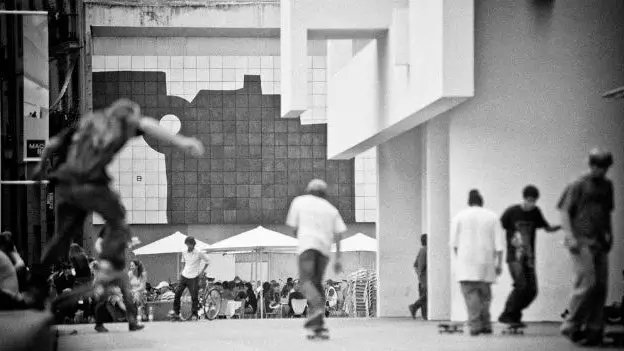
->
[299, 249, 329, 329]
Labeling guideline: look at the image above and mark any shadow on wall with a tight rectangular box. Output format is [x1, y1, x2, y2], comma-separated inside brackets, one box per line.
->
[92, 72, 355, 225]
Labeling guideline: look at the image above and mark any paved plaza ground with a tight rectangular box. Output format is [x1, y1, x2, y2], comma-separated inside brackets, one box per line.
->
[56, 318, 623, 351]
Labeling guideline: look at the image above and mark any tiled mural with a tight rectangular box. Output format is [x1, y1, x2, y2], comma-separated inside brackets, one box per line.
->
[92, 55, 376, 224]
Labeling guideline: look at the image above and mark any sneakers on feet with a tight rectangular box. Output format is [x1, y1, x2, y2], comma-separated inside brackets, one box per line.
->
[129, 324, 144, 332]
[408, 304, 416, 319]
[94, 325, 108, 333]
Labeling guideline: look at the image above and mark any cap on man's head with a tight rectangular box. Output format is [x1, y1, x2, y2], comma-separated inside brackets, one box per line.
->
[588, 148, 613, 169]
[306, 179, 328, 193]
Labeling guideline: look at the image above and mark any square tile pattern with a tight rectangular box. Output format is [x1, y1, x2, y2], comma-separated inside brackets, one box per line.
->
[91, 65, 356, 224]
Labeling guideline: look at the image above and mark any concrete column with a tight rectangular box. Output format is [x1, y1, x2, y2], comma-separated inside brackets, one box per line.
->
[327, 40, 353, 76]
[280, 0, 308, 118]
[423, 114, 451, 320]
[377, 126, 424, 317]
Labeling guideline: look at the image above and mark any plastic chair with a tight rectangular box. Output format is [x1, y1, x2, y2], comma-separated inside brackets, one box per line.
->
[291, 298, 308, 317]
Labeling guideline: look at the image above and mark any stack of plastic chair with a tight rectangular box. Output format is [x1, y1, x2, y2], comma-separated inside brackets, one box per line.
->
[348, 269, 370, 317]
[366, 270, 378, 317]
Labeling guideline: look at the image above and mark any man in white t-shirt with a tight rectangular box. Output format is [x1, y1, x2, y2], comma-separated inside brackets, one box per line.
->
[450, 189, 504, 336]
[170, 236, 210, 321]
[286, 179, 347, 335]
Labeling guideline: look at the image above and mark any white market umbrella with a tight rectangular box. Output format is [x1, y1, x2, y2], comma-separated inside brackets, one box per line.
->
[332, 233, 377, 252]
[133, 231, 210, 279]
[205, 226, 298, 319]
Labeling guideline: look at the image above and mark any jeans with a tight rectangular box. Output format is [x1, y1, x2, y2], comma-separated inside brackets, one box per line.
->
[500, 260, 537, 323]
[94, 274, 138, 326]
[42, 183, 131, 270]
[413, 281, 428, 319]
[460, 281, 492, 332]
[299, 249, 329, 329]
[173, 276, 200, 315]
[561, 244, 608, 338]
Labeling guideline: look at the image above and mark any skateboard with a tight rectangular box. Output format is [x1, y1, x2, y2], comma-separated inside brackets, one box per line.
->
[307, 327, 330, 340]
[438, 323, 464, 334]
[502, 323, 526, 335]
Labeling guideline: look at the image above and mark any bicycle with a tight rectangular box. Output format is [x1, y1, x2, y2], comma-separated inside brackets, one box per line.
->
[179, 277, 222, 321]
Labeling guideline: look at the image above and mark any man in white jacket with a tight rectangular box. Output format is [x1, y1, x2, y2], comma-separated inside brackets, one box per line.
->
[450, 189, 504, 336]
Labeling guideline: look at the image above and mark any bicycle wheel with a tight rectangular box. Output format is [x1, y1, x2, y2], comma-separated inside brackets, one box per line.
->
[179, 288, 193, 321]
[203, 288, 222, 320]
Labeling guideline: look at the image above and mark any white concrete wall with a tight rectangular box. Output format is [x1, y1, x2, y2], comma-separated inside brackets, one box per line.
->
[377, 127, 424, 316]
[448, 0, 624, 321]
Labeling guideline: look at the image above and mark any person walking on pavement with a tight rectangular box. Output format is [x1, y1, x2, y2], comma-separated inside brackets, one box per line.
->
[409, 233, 427, 320]
[558, 149, 615, 346]
[169, 237, 210, 321]
[450, 190, 504, 336]
[286, 179, 347, 338]
[498, 185, 561, 327]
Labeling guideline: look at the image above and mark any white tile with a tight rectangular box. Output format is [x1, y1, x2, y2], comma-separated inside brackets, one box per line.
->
[145, 150, 160, 161]
[307, 70, 313, 81]
[208, 81, 222, 90]
[261, 82, 273, 94]
[364, 210, 377, 222]
[355, 210, 364, 223]
[170, 82, 184, 95]
[209, 56, 222, 67]
[183, 69, 197, 81]
[248, 56, 261, 68]
[131, 56, 144, 69]
[313, 69, 326, 82]
[313, 94, 326, 107]
[145, 185, 159, 198]
[132, 147, 146, 160]
[158, 211, 168, 223]
[184, 56, 197, 68]
[119, 159, 133, 172]
[158, 197, 167, 210]
[222, 56, 236, 69]
[118, 185, 132, 197]
[144, 56, 157, 69]
[170, 69, 184, 82]
[261, 56, 274, 69]
[105, 56, 118, 70]
[312, 56, 326, 69]
[364, 183, 377, 197]
[209, 69, 222, 81]
[116, 56, 130, 69]
[261, 68, 274, 82]
[171, 56, 184, 68]
[307, 95, 314, 106]
[119, 172, 132, 185]
[133, 197, 146, 211]
[234, 56, 248, 69]
[312, 82, 326, 94]
[132, 186, 146, 198]
[157, 56, 171, 69]
[197, 81, 210, 90]
[355, 197, 365, 210]
[235, 68, 247, 81]
[133, 211, 146, 223]
[307, 56, 314, 65]
[197, 56, 210, 68]
[159, 173, 168, 185]
[145, 211, 159, 223]
[222, 68, 236, 82]
[184, 81, 197, 95]
[273, 56, 280, 69]
[247, 67, 260, 76]
[145, 171, 159, 184]
[146, 197, 159, 211]
[197, 69, 210, 81]
[222, 82, 236, 90]
[92, 56, 105, 69]
[274, 82, 281, 94]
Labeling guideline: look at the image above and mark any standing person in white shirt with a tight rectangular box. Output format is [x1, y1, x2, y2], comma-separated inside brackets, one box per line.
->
[286, 179, 347, 338]
[169, 237, 210, 321]
[450, 189, 504, 336]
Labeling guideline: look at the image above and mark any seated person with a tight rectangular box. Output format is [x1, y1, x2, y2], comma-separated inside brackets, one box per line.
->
[128, 260, 147, 310]
[221, 281, 235, 300]
[288, 282, 306, 317]
[244, 282, 257, 314]
[325, 284, 338, 317]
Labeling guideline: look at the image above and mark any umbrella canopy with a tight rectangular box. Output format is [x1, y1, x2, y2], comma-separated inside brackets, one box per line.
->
[332, 233, 377, 252]
[133, 231, 210, 255]
[204, 226, 298, 253]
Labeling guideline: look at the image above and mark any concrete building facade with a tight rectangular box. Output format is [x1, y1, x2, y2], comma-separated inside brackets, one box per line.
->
[81, 0, 623, 322]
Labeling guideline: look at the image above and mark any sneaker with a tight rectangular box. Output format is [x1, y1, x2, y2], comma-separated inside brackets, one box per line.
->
[128, 323, 144, 332]
[561, 325, 585, 343]
[408, 304, 416, 319]
[94, 325, 109, 333]
[498, 315, 516, 325]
